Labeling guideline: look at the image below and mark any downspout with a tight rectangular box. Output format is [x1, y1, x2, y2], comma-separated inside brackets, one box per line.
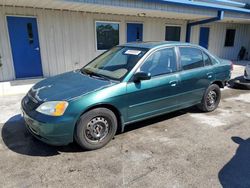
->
[186, 10, 224, 42]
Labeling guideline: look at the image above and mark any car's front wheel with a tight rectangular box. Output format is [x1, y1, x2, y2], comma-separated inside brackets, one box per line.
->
[75, 108, 117, 150]
[197, 84, 221, 112]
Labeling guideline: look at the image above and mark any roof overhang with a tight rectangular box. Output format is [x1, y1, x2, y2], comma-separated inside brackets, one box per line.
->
[0, 0, 216, 20]
[144, 0, 250, 14]
[0, 0, 249, 23]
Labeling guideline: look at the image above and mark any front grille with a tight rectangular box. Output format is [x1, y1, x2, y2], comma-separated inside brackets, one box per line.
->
[22, 93, 41, 111]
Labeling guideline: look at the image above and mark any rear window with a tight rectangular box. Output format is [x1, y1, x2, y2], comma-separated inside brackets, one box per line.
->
[179, 47, 204, 70]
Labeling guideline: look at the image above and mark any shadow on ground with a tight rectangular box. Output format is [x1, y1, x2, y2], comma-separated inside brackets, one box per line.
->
[1, 107, 194, 157]
[1, 114, 84, 156]
[218, 137, 250, 188]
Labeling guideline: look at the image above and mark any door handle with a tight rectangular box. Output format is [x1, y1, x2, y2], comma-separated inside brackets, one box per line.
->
[34, 47, 40, 51]
[169, 80, 177, 87]
[207, 72, 213, 79]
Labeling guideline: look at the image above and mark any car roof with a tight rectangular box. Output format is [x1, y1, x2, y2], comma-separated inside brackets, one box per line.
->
[120, 41, 197, 49]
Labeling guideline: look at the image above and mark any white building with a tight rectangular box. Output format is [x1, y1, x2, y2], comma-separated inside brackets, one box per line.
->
[0, 0, 249, 82]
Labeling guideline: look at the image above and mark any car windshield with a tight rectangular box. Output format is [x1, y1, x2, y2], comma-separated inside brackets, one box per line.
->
[81, 46, 148, 81]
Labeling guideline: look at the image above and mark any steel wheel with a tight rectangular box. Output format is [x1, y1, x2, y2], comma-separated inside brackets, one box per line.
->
[206, 90, 217, 108]
[197, 84, 221, 112]
[85, 117, 110, 143]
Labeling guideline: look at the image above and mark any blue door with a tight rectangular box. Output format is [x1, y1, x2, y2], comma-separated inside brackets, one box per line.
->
[127, 23, 143, 42]
[7, 16, 43, 78]
[199, 27, 210, 49]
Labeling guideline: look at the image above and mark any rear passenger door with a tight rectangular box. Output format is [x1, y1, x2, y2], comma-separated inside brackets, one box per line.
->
[177, 46, 210, 107]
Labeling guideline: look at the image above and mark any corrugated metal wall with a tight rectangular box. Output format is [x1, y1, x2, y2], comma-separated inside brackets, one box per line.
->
[0, 6, 249, 82]
[190, 22, 250, 59]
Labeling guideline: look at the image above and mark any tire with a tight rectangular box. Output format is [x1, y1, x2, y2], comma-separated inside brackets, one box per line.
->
[197, 84, 221, 112]
[75, 108, 117, 150]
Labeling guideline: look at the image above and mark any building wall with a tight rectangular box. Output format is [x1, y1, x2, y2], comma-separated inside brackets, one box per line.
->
[0, 6, 187, 81]
[190, 22, 250, 59]
[0, 6, 249, 82]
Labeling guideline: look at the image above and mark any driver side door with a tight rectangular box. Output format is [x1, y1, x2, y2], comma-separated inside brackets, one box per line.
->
[126, 47, 181, 123]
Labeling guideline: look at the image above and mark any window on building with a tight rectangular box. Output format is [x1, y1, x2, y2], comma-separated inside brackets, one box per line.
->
[96, 22, 119, 50]
[224, 29, 236, 47]
[179, 47, 204, 70]
[27, 23, 34, 44]
[165, 26, 181, 41]
[139, 48, 177, 77]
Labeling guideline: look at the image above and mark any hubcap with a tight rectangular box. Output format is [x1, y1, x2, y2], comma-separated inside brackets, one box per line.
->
[207, 90, 217, 108]
[85, 117, 109, 143]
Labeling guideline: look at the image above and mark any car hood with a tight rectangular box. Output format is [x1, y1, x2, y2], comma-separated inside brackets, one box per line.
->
[30, 70, 115, 101]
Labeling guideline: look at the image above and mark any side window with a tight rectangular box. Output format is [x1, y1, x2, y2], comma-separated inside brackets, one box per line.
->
[179, 47, 204, 70]
[139, 48, 177, 77]
[203, 52, 213, 66]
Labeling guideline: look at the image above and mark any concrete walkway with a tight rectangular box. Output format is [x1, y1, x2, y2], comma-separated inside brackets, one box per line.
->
[0, 78, 42, 96]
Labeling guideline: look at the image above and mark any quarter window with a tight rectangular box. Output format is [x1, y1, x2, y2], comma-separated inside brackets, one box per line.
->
[96, 22, 119, 50]
[203, 52, 213, 66]
[165, 26, 181, 41]
[139, 48, 177, 77]
[224, 29, 236, 47]
[179, 47, 204, 70]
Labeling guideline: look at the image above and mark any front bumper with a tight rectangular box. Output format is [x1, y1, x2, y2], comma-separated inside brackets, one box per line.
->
[244, 70, 250, 81]
[22, 109, 74, 146]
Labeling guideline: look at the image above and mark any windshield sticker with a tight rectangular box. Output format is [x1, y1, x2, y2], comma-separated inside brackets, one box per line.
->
[124, 50, 141, 55]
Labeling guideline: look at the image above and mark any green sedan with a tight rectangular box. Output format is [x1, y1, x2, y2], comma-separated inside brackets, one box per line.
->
[21, 42, 232, 150]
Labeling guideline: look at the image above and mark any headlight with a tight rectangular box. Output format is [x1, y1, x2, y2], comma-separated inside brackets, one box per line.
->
[36, 101, 69, 116]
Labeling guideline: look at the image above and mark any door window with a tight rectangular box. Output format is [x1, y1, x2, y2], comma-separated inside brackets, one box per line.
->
[179, 47, 204, 70]
[27, 23, 34, 44]
[139, 48, 177, 77]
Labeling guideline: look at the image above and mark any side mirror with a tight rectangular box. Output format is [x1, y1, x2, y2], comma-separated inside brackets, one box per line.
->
[133, 71, 151, 82]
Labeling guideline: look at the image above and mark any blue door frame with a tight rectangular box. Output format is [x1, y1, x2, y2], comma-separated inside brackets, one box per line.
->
[199, 27, 210, 49]
[7, 16, 43, 79]
[127, 23, 143, 43]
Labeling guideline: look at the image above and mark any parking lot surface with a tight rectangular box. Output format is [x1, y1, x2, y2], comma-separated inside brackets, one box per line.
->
[0, 64, 250, 188]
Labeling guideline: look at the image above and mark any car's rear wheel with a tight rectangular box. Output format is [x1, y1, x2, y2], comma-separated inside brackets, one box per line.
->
[197, 84, 221, 112]
[75, 108, 117, 150]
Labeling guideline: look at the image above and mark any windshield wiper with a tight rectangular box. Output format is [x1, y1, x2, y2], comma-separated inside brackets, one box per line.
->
[89, 72, 110, 81]
[81, 69, 110, 81]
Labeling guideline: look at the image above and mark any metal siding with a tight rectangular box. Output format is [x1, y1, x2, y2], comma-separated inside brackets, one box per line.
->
[190, 22, 250, 59]
[0, 6, 15, 81]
